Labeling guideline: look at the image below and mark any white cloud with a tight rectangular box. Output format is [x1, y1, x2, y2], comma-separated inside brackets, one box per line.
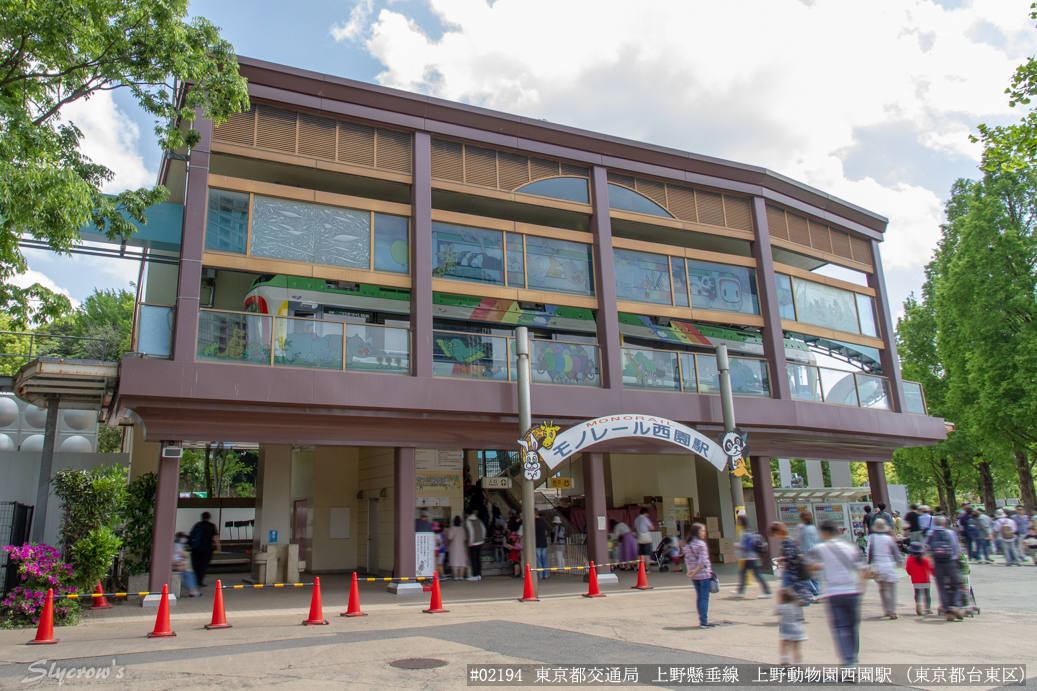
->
[11, 268, 80, 309]
[337, 0, 1037, 277]
[60, 91, 154, 193]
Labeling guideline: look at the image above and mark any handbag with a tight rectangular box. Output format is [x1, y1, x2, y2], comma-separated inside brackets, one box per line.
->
[709, 573, 720, 594]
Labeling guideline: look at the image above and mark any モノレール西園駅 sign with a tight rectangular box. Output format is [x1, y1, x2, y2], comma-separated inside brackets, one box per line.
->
[517, 415, 750, 481]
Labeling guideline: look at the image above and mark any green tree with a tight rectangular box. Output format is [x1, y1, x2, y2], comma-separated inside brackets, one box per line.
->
[36, 287, 134, 360]
[0, 0, 249, 325]
[121, 471, 156, 576]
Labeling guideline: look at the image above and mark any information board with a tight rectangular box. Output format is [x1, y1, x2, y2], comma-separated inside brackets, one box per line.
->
[415, 449, 465, 473]
[812, 503, 848, 539]
[415, 532, 435, 578]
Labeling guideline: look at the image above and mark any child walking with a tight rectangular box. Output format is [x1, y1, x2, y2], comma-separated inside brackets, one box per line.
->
[775, 587, 807, 666]
[904, 541, 933, 615]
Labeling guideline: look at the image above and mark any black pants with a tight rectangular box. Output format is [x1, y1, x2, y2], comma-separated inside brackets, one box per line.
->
[736, 559, 771, 594]
[191, 548, 213, 585]
[468, 545, 483, 577]
[932, 559, 960, 612]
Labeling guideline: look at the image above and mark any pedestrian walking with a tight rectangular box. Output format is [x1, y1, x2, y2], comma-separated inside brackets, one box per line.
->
[770, 521, 813, 605]
[925, 516, 963, 621]
[866, 519, 903, 619]
[775, 588, 807, 666]
[634, 507, 655, 572]
[613, 519, 637, 568]
[447, 515, 469, 580]
[433, 522, 446, 580]
[551, 516, 566, 570]
[682, 522, 714, 629]
[466, 511, 487, 581]
[534, 512, 550, 579]
[188, 511, 221, 587]
[973, 509, 993, 563]
[874, 503, 893, 533]
[905, 504, 922, 545]
[905, 541, 933, 616]
[807, 521, 868, 666]
[731, 515, 772, 598]
[993, 509, 1022, 566]
[796, 511, 820, 597]
[1023, 520, 1037, 566]
[173, 532, 201, 598]
[861, 506, 874, 535]
[916, 505, 934, 537]
[958, 505, 978, 560]
[1013, 506, 1031, 558]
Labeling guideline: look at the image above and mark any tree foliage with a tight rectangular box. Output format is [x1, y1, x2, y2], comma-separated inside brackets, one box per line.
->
[36, 287, 134, 360]
[0, 0, 249, 324]
[51, 464, 127, 590]
[120, 471, 156, 576]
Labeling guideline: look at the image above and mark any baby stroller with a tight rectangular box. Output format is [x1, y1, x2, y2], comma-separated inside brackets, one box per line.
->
[653, 536, 681, 572]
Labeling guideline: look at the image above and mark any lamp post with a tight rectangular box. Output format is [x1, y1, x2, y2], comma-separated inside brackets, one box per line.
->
[515, 327, 537, 590]
[716, 345, 745, 518]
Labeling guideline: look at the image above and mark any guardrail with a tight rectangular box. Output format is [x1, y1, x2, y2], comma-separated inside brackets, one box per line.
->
[134, 304, 175, 358]
[433, 330, 601, 387]
[621, 347, 770, 397]
[0, 331, 109, 365]
[786, 362, 892, 410]
[197, 309, 411, 374]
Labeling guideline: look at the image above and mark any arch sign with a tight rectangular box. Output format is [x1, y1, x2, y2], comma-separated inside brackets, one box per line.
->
[517, 415, 750, 481]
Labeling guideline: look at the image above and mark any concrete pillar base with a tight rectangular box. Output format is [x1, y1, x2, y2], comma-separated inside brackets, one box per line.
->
[142, 594, 177, 608]
[387, 582, 424, 595]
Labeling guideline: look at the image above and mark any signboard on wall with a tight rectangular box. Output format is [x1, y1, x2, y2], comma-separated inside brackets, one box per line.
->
[813, 503, 849, 539]
[415, 475, 461, 491]
[485, 477, 512, 489]
[415, 449, 464, 473]
[415, 532, 435, 578]
[548, 477, 572, 489]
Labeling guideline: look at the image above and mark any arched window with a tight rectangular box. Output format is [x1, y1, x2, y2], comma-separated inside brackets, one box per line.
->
[607, 184, 673, 217]
[515, 177, 590, 204]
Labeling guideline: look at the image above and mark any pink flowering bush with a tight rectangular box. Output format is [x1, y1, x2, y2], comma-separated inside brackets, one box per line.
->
[1, 543, 79, 628]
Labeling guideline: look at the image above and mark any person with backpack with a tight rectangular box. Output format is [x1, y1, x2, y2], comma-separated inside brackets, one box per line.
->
[916, 505, 934, 537]
[994, 509, 1022, 566]
[861, 506, 875, 535]
[874, 503, 893, 534]
[188, 511, 221, 588]
[866, 519, 903, 619]
[731, 514, 772, 598]
[958, 506, 979, 561]
[924, 516, 963, 621]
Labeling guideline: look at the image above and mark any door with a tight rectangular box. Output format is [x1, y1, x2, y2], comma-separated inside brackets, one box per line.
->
[367, 499, 379, 575]
[292, 500, 308, 567]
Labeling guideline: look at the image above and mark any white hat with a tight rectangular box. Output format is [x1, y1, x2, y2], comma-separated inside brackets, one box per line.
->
[995, 509, 1006, 518]
[552, 516, 563, 524]
[871, 519, 891, 533]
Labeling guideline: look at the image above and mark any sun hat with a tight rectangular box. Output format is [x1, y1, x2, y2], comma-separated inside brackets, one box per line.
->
[871, 519, 891, 533]
[995, 509, 1006, 518]
[908, 541, 924, 554]
[552, 516, 562, 524]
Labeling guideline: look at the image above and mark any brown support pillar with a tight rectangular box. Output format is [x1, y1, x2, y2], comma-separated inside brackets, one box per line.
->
[171, 113, 212, 362]
[587, 167, 623, 390]
[866, 239, 907, 413]
[750, 456, 778, 572]
[148, 442, 181, 602]
[410, 132, 434, 378]
[389, 447, 421, 593]
[583, 452, 618, 584]
[866, 461, 890, 509]
[749, 197, 791, 399]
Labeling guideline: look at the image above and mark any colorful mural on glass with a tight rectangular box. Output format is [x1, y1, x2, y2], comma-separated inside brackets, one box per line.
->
[373, 213, 409, 274]
[774, 273, 797, 320]
[431, 222, 505, 285]
[524, 235, 594, 295]
[251, 196, 371, 269]
[613, 248, 672, 304]
[433, 332, 509, 380]
[686, 259, 759, 315]
[532, 341, 599, 386]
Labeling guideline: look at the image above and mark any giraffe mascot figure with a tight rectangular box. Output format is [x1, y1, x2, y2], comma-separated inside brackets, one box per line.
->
[516, 421, 561, 481]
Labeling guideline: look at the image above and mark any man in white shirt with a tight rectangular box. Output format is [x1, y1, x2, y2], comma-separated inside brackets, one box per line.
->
[634, 508, 655, 571]
[807, 520, 868, 666]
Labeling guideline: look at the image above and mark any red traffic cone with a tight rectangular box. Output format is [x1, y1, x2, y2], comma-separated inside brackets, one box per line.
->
[423, 572, 449, 614]
[302, 577, 329, 625]
[90, 582, 113, 610]
[583, 562, 605, 598]
[205, 580, 232, 629]
[27, 588, 59, 645]
[146, 584, 176, 638]
[518, 564, 539, 602]
[632, 558, 653, 590]
[341, 573, 367, 617]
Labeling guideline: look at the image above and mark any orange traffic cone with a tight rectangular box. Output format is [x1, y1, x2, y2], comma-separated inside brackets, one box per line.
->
[302, 577, 329, 625]
[632, 558, 653, 590]
[90, 582, 112, 610]
[27, 588, 59, 645]
[205, 580, 232, 629]
[583, 562, 605, 598]
[423, 572, 449, 614]
[341, 573, 367, 617]
[146, 584, 176, 638]
[518, 564, 539, 602]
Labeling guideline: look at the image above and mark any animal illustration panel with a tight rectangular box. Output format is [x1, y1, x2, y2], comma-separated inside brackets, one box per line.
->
[432, 332, 509, 380]
[613, 248, 672, 305]
[686, 259, 759, 315]
[531, 340, 599, 386]
[197, 312, 272, 363]
[430, 222, 505, 285]
[273, 319, 344, 369]
[524, 235, 594, 296]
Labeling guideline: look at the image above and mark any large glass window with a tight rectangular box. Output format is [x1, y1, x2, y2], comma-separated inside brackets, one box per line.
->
[205, 189, 249, 254]
[431, 222, 505, 285]
[856, 293, 878, 338]
[774, 273, 797, 320]
[686, 259, 760, 315]
[608, 184, 672, 217]
[671, 257, 689, 307]
[515, 177, 590, 204]
[506, 233, 525, 288]
[524, 236, 594, 296]
[373, 213, 409, 274]
[251, 195, 371, 268]
[614, 248, 672, 304]
[792, 278, 859, 334]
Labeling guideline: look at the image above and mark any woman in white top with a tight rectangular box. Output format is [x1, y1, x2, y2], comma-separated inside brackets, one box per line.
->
[866, 519, 903, 619]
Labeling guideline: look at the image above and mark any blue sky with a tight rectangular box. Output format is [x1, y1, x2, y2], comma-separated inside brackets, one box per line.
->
[25, 0, 1037, 323]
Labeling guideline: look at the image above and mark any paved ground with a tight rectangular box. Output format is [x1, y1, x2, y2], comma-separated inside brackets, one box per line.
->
[0, 558, 1032, 690]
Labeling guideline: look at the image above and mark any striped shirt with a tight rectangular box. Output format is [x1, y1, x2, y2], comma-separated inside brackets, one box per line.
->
[682, 539, 713, 580]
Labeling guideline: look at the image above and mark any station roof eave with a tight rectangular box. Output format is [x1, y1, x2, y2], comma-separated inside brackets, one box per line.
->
[13, 357, 120, 416]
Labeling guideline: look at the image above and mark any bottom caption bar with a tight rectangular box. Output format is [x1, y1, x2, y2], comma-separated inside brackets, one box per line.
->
[466, 664, 1026, 686]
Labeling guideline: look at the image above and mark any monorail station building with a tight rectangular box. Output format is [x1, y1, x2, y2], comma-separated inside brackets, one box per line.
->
[93, 57, 945, 593]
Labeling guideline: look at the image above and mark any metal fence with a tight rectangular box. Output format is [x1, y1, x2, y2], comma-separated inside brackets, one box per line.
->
[0, 502, 34, 595]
